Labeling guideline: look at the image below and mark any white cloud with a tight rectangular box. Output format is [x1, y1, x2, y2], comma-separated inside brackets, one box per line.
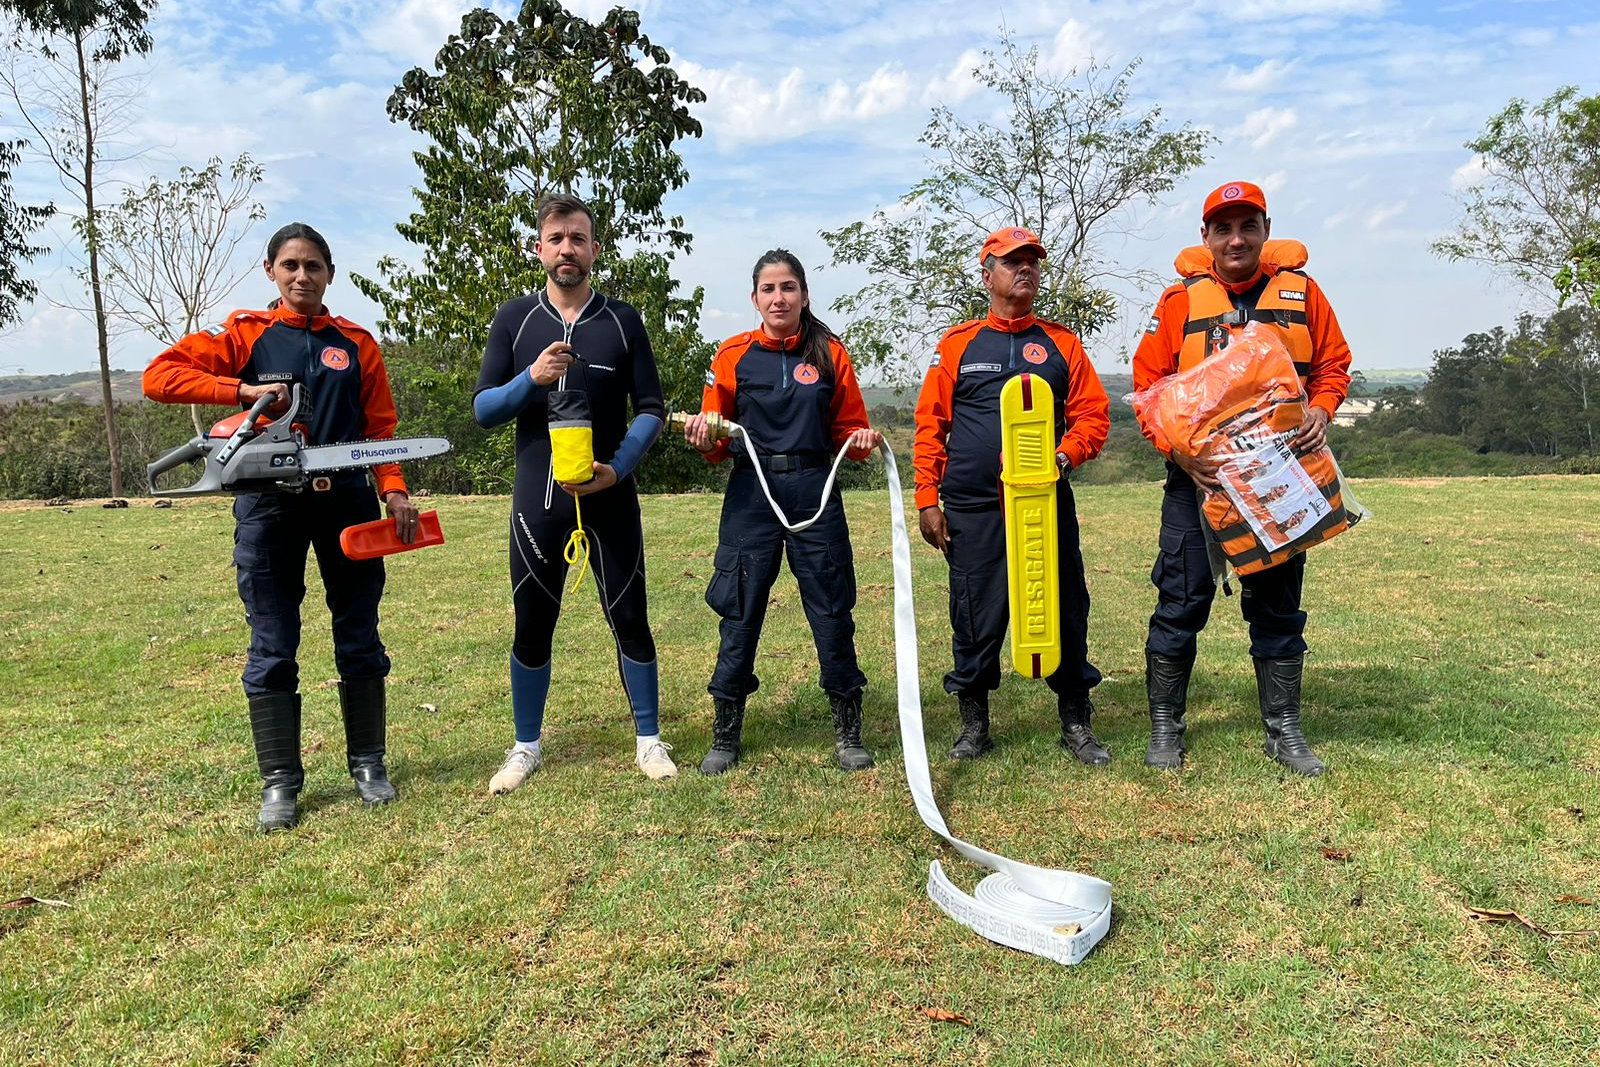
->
[678, 60, 935, 147]
[1450, 155, 1488, 190]
[1041, 19, 1105, 74]
[1259, 170, 1290, 194]
[1237, 106, 1299, 149]
[1364, 201, 1407, 229]
[921, 48, 984, 106]
[355, 0, 485, 67]
[1222, 58, 1295, 93]
[1225, 0, 1389, 20]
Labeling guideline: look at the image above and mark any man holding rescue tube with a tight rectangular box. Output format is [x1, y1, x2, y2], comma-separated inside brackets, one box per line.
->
[1132, 180, 1352, 777]
[471, 193, 677, 788]
[913, 227, 1112, 764]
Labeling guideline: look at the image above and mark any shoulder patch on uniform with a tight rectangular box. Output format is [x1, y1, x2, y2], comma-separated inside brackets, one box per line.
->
[1146, 316, 1160, 334]
[704, 368, 716, 386]
[204, 323, 227, 337]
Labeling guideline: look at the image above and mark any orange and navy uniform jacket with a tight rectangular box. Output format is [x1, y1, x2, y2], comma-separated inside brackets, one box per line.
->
[913, 311, 1110, 511]
[1132, 241, 1352, 454]
[142, 304, 408, 497]
[698, 327, 873, 465]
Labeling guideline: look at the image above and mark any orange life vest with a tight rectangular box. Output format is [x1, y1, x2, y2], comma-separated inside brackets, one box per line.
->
[1129, 320, 1354, 575]
[1174, 240, 1314, 380]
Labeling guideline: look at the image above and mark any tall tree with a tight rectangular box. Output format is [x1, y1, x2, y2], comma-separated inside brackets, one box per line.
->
[353, 0, 705, 355]
[1434, 86, 1600, 311]
[821, 36, 1210, 383]
[0, 135, 52, 330]
[2, 0, 157, 497]
[95, 154, 265, 432]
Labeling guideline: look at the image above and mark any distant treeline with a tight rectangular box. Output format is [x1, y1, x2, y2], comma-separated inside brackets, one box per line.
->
[5, 308, 1598, 500]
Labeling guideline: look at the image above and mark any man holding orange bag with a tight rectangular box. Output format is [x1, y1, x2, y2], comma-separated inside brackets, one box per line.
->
[1131, 181, 1352, 777]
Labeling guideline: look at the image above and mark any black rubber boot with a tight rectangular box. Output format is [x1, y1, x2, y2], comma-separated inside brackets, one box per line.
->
[1254, 655, 1326, 777]
[947, 692, 994, 760]
[248, 691, 303, 832]
[699, 696, 745, 776]
[339, 676, 397, 805]
[1058, 692, 1110, 766]
[1144, 649, 1194, 770]
[828, 694, 875, 771]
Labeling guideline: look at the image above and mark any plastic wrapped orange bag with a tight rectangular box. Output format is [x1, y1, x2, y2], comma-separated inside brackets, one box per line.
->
[1128, 323, 1364, 576]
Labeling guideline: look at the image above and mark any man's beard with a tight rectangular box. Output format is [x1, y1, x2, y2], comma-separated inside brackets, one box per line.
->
[550, 260, 590, 289]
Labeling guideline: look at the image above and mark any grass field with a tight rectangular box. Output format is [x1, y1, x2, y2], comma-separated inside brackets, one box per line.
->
[2, 476, 1598, 1066]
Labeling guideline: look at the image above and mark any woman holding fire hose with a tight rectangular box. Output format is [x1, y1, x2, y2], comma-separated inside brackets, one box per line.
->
[142, 222, 420, 832]
[681, 249, 884, 775]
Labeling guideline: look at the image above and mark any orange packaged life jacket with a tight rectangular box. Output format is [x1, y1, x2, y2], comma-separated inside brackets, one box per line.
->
[1129, 322, 1358, 576]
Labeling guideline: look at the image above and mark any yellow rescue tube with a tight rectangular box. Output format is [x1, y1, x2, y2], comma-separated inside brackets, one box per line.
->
[1000, 373, 1061, 679]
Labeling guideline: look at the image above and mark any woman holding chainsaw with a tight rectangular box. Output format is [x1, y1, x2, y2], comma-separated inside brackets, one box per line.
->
[142, 222, 419, 832]
[681, 249, 883, 776]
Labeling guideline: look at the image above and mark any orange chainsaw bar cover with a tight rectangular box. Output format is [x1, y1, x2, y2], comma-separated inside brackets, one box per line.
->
[1129, 325, 1352, 575]
[340, 510, 445, 560]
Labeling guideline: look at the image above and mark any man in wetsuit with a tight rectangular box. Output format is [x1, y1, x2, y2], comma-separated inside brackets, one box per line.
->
[473, 193, 675, 787]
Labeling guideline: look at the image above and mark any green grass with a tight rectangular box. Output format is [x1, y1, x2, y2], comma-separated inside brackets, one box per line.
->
[2, 476, 1598, 1066]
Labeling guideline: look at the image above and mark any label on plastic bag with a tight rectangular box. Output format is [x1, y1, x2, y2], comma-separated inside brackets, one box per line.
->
[1217, 432, 1331, 551]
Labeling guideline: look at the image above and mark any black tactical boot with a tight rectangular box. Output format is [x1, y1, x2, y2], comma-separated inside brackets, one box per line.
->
[947, 692, 994, 760]
[1144, 649, 1194, 770]
[339, 676, 397, 805]
[699, 696, 745, 776]
[828, 693, 875, 771]
[1254, 654, 1326, 777]
[1058, 692, 1110, 766]
[248, 691, 303, 832]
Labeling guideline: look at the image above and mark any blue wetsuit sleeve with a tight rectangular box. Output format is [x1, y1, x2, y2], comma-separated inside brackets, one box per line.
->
[607, 412, 662, 481]
[473, 368, 536, 429]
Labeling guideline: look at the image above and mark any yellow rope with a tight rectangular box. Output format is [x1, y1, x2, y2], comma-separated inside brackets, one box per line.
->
[563, 493, 591, 594]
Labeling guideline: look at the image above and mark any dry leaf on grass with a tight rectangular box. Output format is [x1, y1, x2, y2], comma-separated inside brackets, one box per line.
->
[1467, 906, 1598, 939]
[2, 896, 71, 910]
[1320, 847, 1352, 862]
[917, 1007, 973, 1027]
[1554, 894, 1595, 906]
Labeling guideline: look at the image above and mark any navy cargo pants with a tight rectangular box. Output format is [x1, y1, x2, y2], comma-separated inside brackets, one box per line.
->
[233, 479, 390, 696]
[1146, 467, 1308, 661]
[705, 460, 867, 703]
[941, 482, 1102, 697]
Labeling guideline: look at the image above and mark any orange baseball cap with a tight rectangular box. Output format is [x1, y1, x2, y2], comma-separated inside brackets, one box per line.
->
[1202, 181, 1268, 222]
[980, 225, 1047, 266]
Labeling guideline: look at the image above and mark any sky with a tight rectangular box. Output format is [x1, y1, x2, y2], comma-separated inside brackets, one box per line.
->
[1, 0, 1594, 381]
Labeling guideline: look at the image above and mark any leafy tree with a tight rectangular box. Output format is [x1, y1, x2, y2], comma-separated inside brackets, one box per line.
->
[353, 0, 712, 490]
[0, 135, 52, 329]
[1434, 86, 1600, 310]
[94, 154, 265, 432]
[821, 36, 1210, 383]
[2, 0, 157, 497]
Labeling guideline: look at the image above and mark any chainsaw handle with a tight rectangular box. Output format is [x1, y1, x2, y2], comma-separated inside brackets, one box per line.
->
[214, 391, 278, 467]
[146, 437, 211, 493]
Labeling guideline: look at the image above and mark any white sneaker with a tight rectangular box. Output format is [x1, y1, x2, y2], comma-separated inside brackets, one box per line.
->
[488, 745, 542, 795]
[635, 738, 677, 780]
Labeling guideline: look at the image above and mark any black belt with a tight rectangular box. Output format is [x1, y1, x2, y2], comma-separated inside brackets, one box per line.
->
[738, 451, 828, 473]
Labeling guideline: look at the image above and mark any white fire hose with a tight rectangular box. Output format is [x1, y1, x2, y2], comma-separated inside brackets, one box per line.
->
[708, 417, 1112, 965]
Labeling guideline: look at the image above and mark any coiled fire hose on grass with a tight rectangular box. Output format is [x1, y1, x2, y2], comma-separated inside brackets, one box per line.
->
[671, 412, 1112, 964]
